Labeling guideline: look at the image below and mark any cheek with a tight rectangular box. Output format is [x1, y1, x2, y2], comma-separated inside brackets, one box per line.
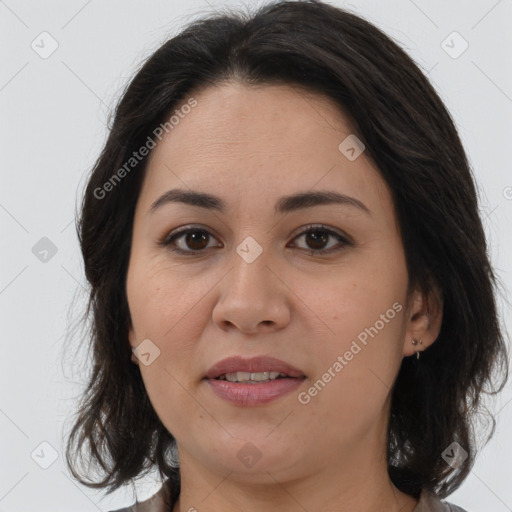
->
[305, 258, 406, 350]
[127, 254, 211, 340]
[299, 253, 407, 409]
[126, 256, 215, 418]
[295, 303, 405, 449]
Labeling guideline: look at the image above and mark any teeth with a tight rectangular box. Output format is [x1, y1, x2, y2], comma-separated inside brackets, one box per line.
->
[219, 371, 287, 382]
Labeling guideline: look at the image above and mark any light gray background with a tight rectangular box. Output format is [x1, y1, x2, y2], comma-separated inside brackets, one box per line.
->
[1, 0, 511, 510]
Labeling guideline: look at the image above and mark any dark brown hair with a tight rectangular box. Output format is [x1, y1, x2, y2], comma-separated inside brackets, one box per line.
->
[65, 0, 509, 500]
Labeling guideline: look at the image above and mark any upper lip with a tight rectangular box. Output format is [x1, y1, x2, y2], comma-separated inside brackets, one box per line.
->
[204, 356, 305, 379]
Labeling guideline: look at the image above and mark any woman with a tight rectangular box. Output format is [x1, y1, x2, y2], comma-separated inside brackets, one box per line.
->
[65, 1, 509, 511]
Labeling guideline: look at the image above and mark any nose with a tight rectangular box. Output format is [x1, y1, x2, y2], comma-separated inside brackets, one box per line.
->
[211, 243, 291, 334]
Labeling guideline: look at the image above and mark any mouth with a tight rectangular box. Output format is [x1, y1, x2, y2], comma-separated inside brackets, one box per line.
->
[214, 371, 292, 383]
[204, 355, 305, 380]
[204, 356, 306, 406]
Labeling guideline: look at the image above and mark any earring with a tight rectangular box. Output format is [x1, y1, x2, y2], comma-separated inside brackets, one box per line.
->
[411, 337, 423, 359]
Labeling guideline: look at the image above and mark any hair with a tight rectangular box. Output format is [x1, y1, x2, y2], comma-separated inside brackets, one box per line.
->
[65, 0, 509, 501]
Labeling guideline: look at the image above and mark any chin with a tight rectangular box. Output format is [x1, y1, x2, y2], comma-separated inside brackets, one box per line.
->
[198, 437, 306, 481]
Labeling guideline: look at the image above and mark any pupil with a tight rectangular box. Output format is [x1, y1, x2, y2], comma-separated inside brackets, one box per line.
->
[187, 231, 208, 250]
[307, 230, 327, 250]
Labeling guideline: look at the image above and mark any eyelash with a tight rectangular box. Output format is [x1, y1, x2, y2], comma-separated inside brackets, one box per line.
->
[159, 224, 352, 257]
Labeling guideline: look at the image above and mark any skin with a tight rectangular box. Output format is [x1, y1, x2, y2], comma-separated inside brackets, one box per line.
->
[126, 81, 443, 512]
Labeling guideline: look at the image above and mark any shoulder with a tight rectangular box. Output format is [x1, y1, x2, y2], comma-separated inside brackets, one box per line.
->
[415, 489, 469, 512]
[107, 478, 177, 512]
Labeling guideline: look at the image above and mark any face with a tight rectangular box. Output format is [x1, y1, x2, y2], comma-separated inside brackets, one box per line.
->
[126, 81, 423, 483]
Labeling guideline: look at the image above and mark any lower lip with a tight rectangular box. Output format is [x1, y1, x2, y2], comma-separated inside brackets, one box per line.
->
[205, 377, 305, 406]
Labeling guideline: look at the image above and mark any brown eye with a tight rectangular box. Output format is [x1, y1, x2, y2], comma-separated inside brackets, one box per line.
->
[183, 230, 209, 250]
[162, 228, 220, 254]
[291, 225, 351, 256]
[304, 230, 330, 250]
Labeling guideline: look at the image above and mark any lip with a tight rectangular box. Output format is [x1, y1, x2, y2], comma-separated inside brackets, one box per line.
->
[203, 356, 306, 406]
[204, 355, 305, 380]
[206, 378, 304, 406]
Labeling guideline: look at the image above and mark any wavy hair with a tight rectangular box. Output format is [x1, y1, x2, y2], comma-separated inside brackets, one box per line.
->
[65, 0, 509, 500]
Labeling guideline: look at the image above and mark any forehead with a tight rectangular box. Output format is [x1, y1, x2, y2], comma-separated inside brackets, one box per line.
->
[139, 81, 393, 218]
[149, 81, 355, 165]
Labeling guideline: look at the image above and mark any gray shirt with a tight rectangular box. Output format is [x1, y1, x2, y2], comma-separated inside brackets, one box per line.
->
[109, 480, 469, 512]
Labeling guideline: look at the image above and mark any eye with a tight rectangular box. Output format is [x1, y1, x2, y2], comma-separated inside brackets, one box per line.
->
[160, 226, 220, 255]
[160, 224, 351, 256]
[289, 224, 351, 256]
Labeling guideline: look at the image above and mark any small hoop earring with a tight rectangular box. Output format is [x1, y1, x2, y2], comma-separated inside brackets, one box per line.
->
[411, 337, 423, 359]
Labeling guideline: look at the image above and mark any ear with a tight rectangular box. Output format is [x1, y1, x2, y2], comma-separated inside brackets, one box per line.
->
[402, 281, 443, 358]
[128, 324, 140, 366]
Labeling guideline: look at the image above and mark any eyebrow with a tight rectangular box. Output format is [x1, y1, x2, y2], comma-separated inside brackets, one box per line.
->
[148, 188, 371, 216]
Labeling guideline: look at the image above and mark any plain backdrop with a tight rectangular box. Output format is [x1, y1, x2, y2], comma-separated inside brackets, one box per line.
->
[1, 0, 511, 510]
